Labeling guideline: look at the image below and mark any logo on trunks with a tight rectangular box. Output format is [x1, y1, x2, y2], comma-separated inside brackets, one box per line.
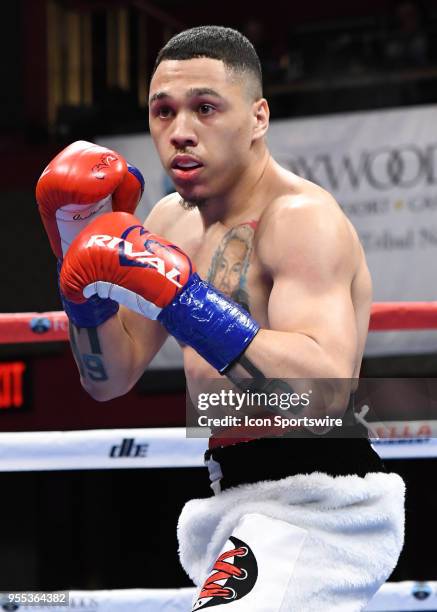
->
[92, 153, 118, 179]
[192, 536, 258, 610]
[85, 231, 183, 288]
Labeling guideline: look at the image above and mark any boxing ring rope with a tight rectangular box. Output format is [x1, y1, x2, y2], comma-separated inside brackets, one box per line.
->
[0, 582, 435, 611]
[2, 302, 437, 611]
[3, 300, 437, 344]
[0, 424, 436, 471]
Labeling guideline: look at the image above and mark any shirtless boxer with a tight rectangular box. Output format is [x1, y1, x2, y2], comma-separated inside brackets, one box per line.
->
[37, 26, 404, 612]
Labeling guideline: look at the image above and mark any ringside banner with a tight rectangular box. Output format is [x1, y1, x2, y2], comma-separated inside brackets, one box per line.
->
[99, 104, 437, 362]
[268, 105, 437, 356]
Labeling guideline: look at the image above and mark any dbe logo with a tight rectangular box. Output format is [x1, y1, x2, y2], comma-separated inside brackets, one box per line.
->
[109, 438, 149, 458]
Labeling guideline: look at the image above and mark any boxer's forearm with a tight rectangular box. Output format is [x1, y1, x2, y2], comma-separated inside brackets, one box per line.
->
[69, 307, 168, 401]
[240, 329, 353, 379]
[69, 316, 135, 401]
[226, 329, 354, 417]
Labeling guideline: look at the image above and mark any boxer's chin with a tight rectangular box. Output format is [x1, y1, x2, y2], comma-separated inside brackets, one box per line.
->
[179, 196, 207, 210]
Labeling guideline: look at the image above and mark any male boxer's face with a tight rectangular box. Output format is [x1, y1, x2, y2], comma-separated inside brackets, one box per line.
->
[149, 57, 261, 206]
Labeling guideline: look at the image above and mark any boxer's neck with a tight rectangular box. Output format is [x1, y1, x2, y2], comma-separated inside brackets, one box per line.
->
[200, 148, 274, 228]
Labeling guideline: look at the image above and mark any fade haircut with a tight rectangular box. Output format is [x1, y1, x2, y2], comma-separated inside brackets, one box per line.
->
[152, 25, 263, 100]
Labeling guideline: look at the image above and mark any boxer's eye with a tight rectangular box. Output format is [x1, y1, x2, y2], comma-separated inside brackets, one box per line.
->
[198, 104, 215, 116]
[156, 106, 173, 118]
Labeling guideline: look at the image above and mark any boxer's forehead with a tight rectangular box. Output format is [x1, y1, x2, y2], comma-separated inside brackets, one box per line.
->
[149, 57, 244, 103]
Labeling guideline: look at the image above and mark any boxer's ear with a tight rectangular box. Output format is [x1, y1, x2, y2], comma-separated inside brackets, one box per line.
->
[251, 98, 269, 142]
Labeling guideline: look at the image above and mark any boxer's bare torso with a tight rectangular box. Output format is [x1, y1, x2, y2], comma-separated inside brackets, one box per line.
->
[144, 160, 371, 390]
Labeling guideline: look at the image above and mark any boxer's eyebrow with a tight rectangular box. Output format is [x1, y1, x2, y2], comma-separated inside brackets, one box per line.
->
[149, 91, 170, 105]
[186, 87, 224, 100]
[149, 88, 224, 105]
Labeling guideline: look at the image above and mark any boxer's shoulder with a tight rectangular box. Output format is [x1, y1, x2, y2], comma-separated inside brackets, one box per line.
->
[256, 174, 357, 276]
[142, 192, 180, 231]
[143, 191, 199, 235]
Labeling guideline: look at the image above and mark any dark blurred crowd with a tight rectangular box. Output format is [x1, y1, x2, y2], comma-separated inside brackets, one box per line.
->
[7, 0, 436, 148]
[235, 1, 437, 117]
[242, 1, 435, 89]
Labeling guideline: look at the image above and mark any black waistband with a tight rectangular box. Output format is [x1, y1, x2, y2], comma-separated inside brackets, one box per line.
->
[205, 436, 386, 491]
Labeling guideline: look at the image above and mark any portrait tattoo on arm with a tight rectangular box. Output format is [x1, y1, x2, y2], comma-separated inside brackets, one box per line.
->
[69, 323, 109, 382]
[207, 222, 255, 313]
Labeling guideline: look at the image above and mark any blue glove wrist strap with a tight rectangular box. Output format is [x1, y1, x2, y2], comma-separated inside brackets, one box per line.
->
[57, 260, 119, 328]
[157, 273, 260, 373]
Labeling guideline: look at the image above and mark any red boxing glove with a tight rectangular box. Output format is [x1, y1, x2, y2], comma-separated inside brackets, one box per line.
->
[60, 212, 193, 317]
[36, 141, 144, 259]
[60, 212, 259, 372]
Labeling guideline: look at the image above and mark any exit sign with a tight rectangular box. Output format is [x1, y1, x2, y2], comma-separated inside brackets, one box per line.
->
[0, 361, 30, 411]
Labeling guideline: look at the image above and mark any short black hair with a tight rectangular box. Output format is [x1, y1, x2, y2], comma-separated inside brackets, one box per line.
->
[152, 25, 263, 99]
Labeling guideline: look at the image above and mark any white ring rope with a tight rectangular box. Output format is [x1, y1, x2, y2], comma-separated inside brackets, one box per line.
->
[0, 582, 435, 611]
[0, 426, 436, 472]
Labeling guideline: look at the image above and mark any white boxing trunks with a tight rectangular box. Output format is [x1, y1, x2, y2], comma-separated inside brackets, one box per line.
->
[178, 465, 405, 611]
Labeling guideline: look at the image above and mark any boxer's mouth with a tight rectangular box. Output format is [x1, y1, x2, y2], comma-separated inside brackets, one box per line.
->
[171, 155, 203, 171]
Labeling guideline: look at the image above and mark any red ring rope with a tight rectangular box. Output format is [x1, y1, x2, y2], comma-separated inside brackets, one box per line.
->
[1, 302, 437, 344]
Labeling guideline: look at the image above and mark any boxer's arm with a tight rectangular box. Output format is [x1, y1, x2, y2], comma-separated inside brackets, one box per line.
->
[226, 199, 365, 413]
[67, 196, 179, 401]
[68, 309, 168, 401]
